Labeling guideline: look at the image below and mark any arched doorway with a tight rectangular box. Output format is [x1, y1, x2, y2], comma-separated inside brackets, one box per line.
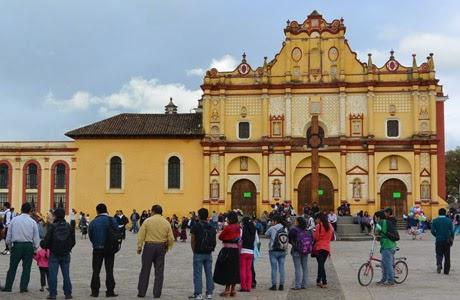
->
[380, 179, 407, 218]
[297, 174, 334, 213]
[231, 179, 257, 216]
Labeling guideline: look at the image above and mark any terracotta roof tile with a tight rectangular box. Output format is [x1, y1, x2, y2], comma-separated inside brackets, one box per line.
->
[65, 113, 203, 139]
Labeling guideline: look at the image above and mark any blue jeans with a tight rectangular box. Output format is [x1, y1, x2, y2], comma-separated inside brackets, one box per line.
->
[292, 252, 308, 288]
[48, 253, 72, 297]
[193, 253, 214, 296]
[381, 248, 395, 283]
[269, 251, 286, 286]
[132, 221, 139, 233]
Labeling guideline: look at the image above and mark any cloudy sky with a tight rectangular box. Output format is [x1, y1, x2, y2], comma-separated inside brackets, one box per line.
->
[1, 0, 459, 149]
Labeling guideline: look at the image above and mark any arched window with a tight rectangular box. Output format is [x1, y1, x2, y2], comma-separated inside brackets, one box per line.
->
[23, 160, 41, 211]
[168, 156, 180, 189]
[0, 163, 10, 208]
[26, 163, 38, 189]
[110, 156, 122, 189]
[51, 161, 69, 214]
[54, 163, 66, 189]
[0, 163, 8, 189]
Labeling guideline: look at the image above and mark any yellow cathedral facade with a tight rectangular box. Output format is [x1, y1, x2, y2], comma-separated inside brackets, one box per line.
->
[0, 11, 448, 219]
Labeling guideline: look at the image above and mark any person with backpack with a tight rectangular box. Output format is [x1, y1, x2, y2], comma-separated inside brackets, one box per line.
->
[41, 207, 75, 299]
[137, 204, 174, 298]
[265, 215, 288, 291]
[312, 212, 334, 289]
[289, 217, 312, 290]
[188, 208, 216, 300]
[1, 202, 40, 293]
[88, 203, 120, 298]
[431, 208, 454, 275]
[375, 209, 398, 286]
[239, 216, 256, 293]
[1, 202, 13, 255]
[213, 211, 240, 297]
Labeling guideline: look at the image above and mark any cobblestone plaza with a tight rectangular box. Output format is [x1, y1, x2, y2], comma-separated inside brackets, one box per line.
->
[0, 231, 458, 300]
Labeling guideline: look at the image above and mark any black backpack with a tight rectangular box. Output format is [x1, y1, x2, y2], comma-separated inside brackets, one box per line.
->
[105, 217, 122, 254]
[51, 221, 74, 256]
[196, 222, 216, 253]
[383, 219, 400, 242]
[272, 226, 289, 251]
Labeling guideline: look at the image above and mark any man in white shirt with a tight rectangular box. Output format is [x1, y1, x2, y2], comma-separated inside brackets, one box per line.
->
[1, 202, 40, 293]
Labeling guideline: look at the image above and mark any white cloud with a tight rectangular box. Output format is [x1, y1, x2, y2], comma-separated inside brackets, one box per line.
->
[187, 54, 239, 76]
[45, 77, 202, 115]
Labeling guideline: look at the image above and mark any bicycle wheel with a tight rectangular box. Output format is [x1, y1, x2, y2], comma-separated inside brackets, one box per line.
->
[394, 260, 408, 284]
[358, 262, 374, 286]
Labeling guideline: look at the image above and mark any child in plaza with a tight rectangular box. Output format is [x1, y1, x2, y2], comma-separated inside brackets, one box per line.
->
[33, 241, 50, 292]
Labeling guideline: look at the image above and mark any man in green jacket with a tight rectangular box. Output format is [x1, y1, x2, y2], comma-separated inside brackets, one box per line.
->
[375, 210, 397, 285]
[431, 208, 454, 274]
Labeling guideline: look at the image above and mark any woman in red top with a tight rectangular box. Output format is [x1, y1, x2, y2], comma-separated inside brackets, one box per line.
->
[313, 212, 334, 288]
[213, 211, 240, 297]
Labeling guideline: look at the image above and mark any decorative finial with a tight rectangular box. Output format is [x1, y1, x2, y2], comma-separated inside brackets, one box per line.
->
[390, 49, 394, 58]
[165, 97, 178, 114]
[412, 54, 417, 69]
[263, 56, 268, 67]
[340, 17, 344, 24]
[367, 53, 373, 68]
[286, 19, 290, 26]
[428, 53, 435, 71]
[242, 52, 247, 63]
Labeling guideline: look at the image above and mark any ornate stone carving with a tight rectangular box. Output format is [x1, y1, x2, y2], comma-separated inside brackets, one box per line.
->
[346, 153, 368, 171]
[269, 153, 285, 173]
[374, 93, 411, 113]
[346, 94, 367, 117]
[240, 156, 248, 171]
[225, 96, 262, 116]
[210, 179, 219, 199]
[210, 154, 219, 170]
[347, 175, 368, 200]
[272, 179, 282, 198]
[270, 96, 285, 116]
[291, 96, 309, 137]
[420, 153, 430, 172]
[320, 95, 339, 136]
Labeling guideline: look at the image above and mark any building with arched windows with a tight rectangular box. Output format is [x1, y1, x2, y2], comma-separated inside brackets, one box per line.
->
[0, 11, 448, 219]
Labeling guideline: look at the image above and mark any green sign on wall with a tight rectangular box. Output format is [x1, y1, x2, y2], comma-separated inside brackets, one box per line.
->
[243, 192, 252, 198]
[318, 189, 324, 196]
[393, 192, 401, 199]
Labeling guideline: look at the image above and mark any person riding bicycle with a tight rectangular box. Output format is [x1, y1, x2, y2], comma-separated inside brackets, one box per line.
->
[375, 209, 397, 286]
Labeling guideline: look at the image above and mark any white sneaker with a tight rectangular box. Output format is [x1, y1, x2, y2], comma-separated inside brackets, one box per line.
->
[206, 295, 212, 300]
[188, 294, 202, 300]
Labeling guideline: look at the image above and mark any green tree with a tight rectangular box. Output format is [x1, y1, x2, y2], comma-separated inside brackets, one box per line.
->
[446, 147, 460, 203]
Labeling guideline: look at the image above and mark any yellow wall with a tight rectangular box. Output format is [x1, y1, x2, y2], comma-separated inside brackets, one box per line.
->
[73, 139, 203, 218]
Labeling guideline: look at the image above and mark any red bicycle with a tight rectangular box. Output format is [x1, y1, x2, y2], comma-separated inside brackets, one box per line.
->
[357, 234, 408, 286]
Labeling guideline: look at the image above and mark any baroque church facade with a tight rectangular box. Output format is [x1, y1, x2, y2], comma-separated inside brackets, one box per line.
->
[0, 11, 447, 218]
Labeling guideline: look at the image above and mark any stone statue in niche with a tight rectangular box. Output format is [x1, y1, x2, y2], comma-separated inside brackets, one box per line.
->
[211, 180, 219, 199]
[352, 179, 361, 199]
[421, 181, 430, 200]
[419, 106, 429, 120]
[390, 156, 398, 170]
[211, 109, 219, 121]
[273, 180, 281, 198]
[389, 104, 396, 115]
[240, 156, 248, 171]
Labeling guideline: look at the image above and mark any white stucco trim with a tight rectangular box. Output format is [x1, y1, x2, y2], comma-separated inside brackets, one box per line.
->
[227, 175, 260, 193]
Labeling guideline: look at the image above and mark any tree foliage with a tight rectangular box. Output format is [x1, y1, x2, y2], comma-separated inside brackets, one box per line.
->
[446, 147, 460, 203]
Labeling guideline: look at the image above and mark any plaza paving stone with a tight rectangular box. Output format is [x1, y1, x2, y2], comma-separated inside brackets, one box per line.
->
[0, 229, 458, 299]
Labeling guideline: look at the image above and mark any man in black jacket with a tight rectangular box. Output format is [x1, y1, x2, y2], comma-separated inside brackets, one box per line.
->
[43, 207, 75, 300]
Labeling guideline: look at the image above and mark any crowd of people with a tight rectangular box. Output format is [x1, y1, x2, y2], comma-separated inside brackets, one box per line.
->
[0, 200, 456, 298]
